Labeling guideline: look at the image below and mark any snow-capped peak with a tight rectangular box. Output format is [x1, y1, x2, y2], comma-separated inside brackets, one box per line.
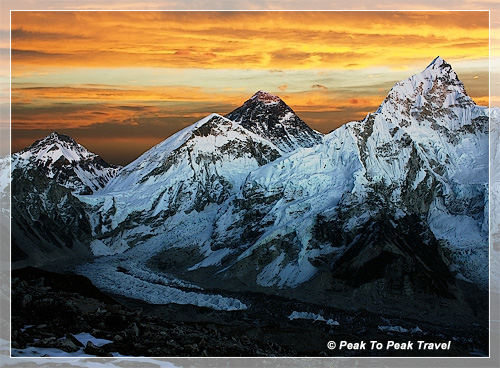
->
[420, 56, 461, 87]
[425, 55, 445, 69]
[101, 112, 282, 195]
[13, 132, 119, 194]
[194, 113, 224, 128]
[376, 56, 474, 117]
[109, 113, 233, 183]
[17, 132, 94, 164]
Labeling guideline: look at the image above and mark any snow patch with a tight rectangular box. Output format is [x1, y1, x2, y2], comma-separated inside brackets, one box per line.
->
[378, 325, 409, 333]
[288, 311, 339, 326]
[90, 239, 129, 256]
[10, 333, 119, 358]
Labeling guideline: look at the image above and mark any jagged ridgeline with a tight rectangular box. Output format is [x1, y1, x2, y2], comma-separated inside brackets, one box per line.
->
[9, 57, 489, 311]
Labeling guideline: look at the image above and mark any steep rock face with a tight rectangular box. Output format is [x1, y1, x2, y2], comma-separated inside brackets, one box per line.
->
[10, 133, 119, 267]
[225, 90, 323, 152]
[322, 214, 455, 297]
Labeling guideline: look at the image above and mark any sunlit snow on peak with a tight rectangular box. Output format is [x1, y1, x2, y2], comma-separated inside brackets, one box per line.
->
[251, 90, 281, 105]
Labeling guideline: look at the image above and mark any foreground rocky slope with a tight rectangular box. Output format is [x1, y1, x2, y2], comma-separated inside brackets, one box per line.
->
[12, 267, 488, 357]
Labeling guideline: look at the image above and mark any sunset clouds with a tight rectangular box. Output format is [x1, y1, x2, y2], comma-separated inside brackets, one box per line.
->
[10, 11, 490, 164]
[11, 11, 489, 70]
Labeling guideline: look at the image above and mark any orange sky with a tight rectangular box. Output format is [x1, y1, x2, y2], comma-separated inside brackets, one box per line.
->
[10, 11, 490, 69]
[10, 11, 490, 165]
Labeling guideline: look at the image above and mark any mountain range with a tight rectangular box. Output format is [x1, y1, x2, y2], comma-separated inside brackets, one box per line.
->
[7, 57, 491, 316]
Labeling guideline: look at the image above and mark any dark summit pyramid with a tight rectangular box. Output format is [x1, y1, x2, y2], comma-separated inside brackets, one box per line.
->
[225, 90, 323, 152]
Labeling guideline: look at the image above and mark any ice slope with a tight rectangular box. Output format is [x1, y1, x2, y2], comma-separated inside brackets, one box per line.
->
[81, 117, 357, 289]
[489, 107, 500, 292]
[100, 114, 221, 194]
[208, 58, 487, 289]
[218, 58, 487, 289]
[101, 113, 280, 195]
[207, 125, 365, 287]
[368, 56, 487, 188]
[345, 57, 489, 287]
[377, 57, 475, 117]
[0, 155, 10, 195]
